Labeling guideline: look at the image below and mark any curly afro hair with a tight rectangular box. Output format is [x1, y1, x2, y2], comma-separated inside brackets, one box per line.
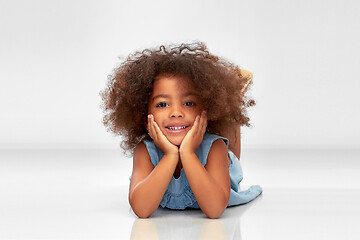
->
[100, 41, 255, 154]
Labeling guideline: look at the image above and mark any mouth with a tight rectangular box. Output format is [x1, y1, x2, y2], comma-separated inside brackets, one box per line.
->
[165, 125, 189, 133]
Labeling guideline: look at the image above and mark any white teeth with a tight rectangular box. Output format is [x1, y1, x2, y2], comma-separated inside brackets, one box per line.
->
[168, 126, 186, 130]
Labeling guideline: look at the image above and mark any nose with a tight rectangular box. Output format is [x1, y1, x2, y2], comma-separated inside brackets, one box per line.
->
[170, 106, 183, 118]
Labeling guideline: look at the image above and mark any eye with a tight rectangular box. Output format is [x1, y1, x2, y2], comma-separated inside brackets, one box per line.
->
[156, 102, 168, 108]
[184, 101, 196, 107]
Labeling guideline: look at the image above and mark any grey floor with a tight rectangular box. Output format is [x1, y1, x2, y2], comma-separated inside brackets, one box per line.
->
[1, 149, 359, 239]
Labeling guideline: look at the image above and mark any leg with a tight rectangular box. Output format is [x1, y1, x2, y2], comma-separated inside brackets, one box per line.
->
[223, 125, 241, 160]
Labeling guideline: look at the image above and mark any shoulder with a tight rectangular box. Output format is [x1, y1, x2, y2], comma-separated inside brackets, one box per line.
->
[208, 138, 229, 160]
[129, 142, 154, 194]
[133, 141, 147, 155]
[140, 138, 162, 166]
[202, 133, 229, 148]
[206, 138, 230, 169]
[131, 142, 154, 180]
[142, 138, 158, 155]
[199, 133, 229, 164]
[133, 142, 152, 166]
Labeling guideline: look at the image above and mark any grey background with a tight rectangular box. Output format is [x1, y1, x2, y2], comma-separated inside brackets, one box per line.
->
[1, 1, 360, 239]
[1, 0, 359, 149]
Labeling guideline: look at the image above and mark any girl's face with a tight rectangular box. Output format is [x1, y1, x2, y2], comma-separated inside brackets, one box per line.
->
[147, 74, 205, 146]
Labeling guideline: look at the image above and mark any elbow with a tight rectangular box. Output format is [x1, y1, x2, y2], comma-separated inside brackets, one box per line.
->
[203, 207, 226, 219]
[129, 194, 155, 218]
[202, 192, 229, 219]
[134, 210, 153, 219]
[130, 201, 155, 218]
[202, 200, 228, 219]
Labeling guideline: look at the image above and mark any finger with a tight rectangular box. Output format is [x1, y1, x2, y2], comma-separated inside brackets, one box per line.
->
[147, 115, 153, 138]
[147, 115, 151, 132]
[153, 119, 173, 144]
[196, 111, 206, 135]
[152, 120, 163, 137]
[199, 111, 207, 135]
[152, 116, 160, 141]
[192, 115, 201, 135]
[152, 117, 169, 143]
[148, 115, 157, 140]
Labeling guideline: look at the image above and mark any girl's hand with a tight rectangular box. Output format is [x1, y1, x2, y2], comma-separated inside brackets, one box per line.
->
[179, 111, 207, 155]
[147, 114, 179, 156]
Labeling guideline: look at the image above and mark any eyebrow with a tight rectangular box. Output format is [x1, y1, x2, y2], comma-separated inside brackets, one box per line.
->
[151, 92, 198, 102]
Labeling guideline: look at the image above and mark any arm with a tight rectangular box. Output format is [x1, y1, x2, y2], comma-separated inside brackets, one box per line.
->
[179, 111, 230, 218]
[180, 139, 230, 219]
[128, 142, 179, 218]
[129, 114, 180, 218]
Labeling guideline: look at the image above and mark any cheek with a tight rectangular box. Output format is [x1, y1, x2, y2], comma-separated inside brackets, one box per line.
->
[188, 112, 200, 123]
[150, 112, 165, 124]
[192, 107, 203, 117]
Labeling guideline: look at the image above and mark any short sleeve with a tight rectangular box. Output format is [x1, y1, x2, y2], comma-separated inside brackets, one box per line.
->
[143, 139, 163, 167]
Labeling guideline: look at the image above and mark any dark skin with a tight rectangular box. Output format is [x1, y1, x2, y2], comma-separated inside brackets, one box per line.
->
[128, 75, 231, 219]
[127, 69, 250, 218]
[100, 41, 255, 155]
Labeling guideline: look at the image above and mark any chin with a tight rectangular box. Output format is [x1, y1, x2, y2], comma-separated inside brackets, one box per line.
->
[168, 136, 184, 147]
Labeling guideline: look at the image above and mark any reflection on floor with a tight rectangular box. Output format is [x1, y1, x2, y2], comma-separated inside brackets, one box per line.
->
[0, 149, 359, 239]
[130, 199, 254, 240]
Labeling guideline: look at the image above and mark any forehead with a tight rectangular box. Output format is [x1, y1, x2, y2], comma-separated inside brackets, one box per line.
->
[152, 74, 196, 93]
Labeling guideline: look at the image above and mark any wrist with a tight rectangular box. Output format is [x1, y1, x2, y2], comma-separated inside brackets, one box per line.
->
[179, 150, 196, 159]
[164, 151, 180, 159]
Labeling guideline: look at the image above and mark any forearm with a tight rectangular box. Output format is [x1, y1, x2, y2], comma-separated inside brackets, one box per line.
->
[129, 154, 179, 218]
[180, 152, 229, 218]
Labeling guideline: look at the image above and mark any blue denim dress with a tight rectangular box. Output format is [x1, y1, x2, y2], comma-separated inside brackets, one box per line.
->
[142, 132, 262, 210]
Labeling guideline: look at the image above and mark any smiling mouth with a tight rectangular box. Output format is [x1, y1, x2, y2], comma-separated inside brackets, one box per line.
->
[166, 126, 188, 131]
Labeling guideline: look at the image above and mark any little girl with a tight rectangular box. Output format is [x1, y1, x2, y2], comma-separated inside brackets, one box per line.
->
[100, 42, 262, 219]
